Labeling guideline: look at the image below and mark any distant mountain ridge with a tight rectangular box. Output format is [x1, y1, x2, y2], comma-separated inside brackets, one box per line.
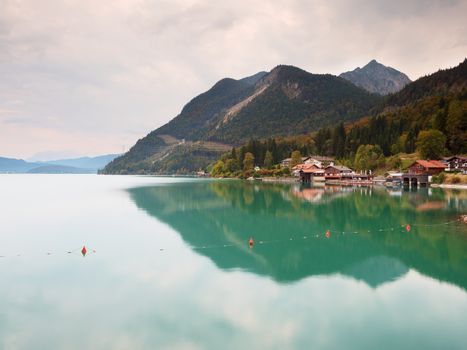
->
[0, 154, 119, 173]
[340, 59, 411, 95]
[0, 157, 44, 173]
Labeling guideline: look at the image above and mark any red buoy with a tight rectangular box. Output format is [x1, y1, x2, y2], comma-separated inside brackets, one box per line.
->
[325, 230, 331, 238]
[81, 246, 87, 256]
[406, 224, 411, 232]
[249, 238, 254, 248]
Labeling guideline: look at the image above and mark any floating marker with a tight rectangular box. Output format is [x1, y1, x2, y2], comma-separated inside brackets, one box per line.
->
[325, 230, 331, 238]
[406, 224, 411, 232]
[249, 237, 254, 248]
[81, 246, 87, 257]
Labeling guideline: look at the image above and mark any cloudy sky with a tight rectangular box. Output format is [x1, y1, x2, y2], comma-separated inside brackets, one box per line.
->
[1, 0, 466, 159]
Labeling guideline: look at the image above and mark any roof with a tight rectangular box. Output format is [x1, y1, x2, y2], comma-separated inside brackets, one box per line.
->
[282, 156, 310, 163]
[308, 155, 334, 161]
[296, 164, 320, 172]
[412, 160, 446, 169]
[301, 168, 325, 174]
[444, 156, 467, 161]
[325, 165, 352, 171]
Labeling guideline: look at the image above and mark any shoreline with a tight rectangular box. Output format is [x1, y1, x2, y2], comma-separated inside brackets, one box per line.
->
[430, 183, 467, 190]
[256, 177, 298, 183]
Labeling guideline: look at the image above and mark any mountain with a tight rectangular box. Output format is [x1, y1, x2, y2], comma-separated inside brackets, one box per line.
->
[44, 154, 120, 171]
[385, 58, 467, 106]
[0, 154, 119, 173]
[314, 58, 467, 157]
[340, 59, 411, 95]
[0, 157, 44, 173]
[27, 165, 95, 174]
[103, 66, 380, 174]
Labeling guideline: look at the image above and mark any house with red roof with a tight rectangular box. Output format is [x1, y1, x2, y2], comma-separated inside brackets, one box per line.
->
[406, 160, 446, 176]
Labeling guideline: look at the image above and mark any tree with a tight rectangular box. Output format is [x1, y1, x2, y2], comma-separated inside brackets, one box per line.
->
[224, 158, 239, 173]
[416, 129, 446, 159]
[314, 127, 331, 155]
[446, 100, 466, 153]
[243, 152, 254, 171]
[332, 123, 346, 158]
[211, 160, 225, 176]
[290, 150, 302, 167]
[263, 151, 274, 169]
[354, 144, 385, 171]
[230, 147, 237, 160]
[390, 133, 408, 155]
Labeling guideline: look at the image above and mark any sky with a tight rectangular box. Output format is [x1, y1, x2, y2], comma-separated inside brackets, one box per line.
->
[1, 0, 466, 160]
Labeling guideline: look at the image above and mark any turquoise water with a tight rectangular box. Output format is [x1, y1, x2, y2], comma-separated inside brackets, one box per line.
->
[1, 175, 466, 349]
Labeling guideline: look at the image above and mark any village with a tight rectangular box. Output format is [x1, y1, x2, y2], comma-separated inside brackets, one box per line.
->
[281, 155, 467, 187]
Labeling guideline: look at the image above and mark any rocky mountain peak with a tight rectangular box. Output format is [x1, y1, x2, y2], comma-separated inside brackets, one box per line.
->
[340, 60, 411, 95]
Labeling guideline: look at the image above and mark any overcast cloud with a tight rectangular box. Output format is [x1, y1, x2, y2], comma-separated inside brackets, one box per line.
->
[1, 0, 466, 159]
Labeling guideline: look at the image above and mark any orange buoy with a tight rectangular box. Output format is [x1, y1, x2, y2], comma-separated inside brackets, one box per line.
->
[249, 238, 254, 248]
[406, 224, 411, 232]
[81, 246, 87, 256]
[325, 230, 331, 238]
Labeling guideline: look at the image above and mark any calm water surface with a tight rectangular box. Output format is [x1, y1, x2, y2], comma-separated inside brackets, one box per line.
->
[1, 175, 467, 349]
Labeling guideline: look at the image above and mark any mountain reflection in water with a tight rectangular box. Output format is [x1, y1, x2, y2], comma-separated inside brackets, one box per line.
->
[128, 181, 467, 289]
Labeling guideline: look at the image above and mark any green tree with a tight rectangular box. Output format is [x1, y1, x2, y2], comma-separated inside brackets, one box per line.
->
[263, 151, 274, 169]
[354, 144, 385, 171]
[243, 152, 255, 171]
[224, 158, 239, 173]
[230, 147, 237, 160]
[416, 129, 446, 159]
[332, 123, 346, 158]
[446, 100, 466, 153]
[211, 160, 225, 176]
[390, 133, 408, 155]
[290, 150, 302, 167]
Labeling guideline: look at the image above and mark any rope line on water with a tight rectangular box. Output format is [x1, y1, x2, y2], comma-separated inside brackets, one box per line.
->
[0, 218, 463, 258]
[0, 246, 96, 259]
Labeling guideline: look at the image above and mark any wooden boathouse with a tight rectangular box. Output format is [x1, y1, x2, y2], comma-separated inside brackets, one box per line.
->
[402, 160, 446, 187]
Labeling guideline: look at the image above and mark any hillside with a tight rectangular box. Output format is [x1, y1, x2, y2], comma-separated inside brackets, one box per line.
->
[385, 58, 467, 106]
[103, 65, 380, 174]
[207, 65, 380, 143]
[340, 59, 411, 95]
[155, 72, 266, 140]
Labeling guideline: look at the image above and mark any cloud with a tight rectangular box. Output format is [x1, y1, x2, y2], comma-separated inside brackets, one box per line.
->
[0, 0, 466, 158]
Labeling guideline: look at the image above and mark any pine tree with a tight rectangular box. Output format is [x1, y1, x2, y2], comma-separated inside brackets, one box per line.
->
[263, 151, 274, 169]
[243, 152, 255, 171]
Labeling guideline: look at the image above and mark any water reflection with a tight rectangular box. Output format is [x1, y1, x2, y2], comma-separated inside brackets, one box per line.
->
[128, 181, 467, 289]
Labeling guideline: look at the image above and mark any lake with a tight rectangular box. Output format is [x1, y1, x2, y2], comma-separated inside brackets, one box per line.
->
[1, 175, 466, 350]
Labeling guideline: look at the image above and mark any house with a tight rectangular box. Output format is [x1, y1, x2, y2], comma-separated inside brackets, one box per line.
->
[402, 160, 446, 187]
[281, 156, 310, 168]
[324, 165, 353, 177]
[298, 164, 325, 183]
[443, 156, 467, 173]
[304, 156, 334, 168]
[406, 160, 446, 176]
